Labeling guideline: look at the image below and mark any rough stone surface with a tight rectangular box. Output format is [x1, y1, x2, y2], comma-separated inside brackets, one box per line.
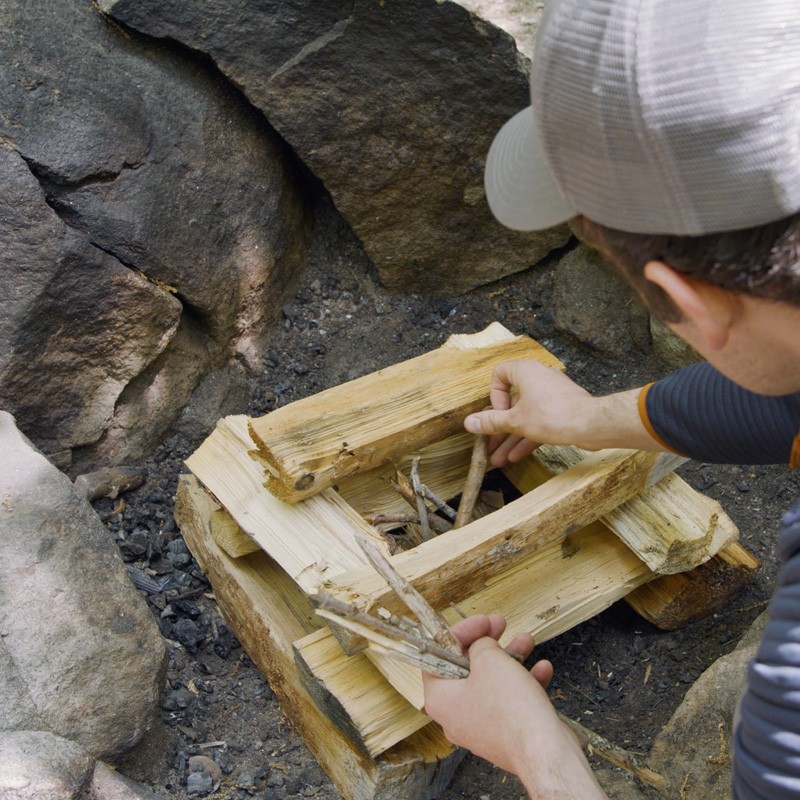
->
[0, 412, 165, 760]
[0, 144, 182, 469]
[100, 0, 570, 293]
[553, 244, 652, 357]
[646, 612, 769, 799]
[173, 362, 252, 448]
[0, 0, 311, 470]
[0, 731, 93, 800]
[88, 762, 161, 800]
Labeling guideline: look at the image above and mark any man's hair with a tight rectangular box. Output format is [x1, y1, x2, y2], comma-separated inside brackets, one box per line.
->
[576, 212, 800, 322]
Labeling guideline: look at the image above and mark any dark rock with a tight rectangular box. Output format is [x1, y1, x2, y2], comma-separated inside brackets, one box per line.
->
[554, 244, 652, 357]
[173, 364, 252, 448]
[172, 619, 205, 652]
[100, 0, 570, 293]
[0, 145, 181, 468]
[0, 0, 312, 469]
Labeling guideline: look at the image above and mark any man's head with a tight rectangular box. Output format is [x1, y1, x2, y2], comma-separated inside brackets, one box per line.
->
[484, 0, 800, 303]
[574, 213, 800, 323]
[483, 0, 800, 394]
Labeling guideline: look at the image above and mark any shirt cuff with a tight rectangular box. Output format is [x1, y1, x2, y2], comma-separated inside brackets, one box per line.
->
[637, 383, 687, 457]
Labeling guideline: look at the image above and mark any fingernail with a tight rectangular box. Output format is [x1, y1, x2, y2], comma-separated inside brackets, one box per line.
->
[464, 415, 481, 434]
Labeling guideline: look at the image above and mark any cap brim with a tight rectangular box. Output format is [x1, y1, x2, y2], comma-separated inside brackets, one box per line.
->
[484, 106, 575, 232]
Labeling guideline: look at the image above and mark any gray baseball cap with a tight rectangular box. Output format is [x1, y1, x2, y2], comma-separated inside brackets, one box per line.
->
[485, 0, 800, 235]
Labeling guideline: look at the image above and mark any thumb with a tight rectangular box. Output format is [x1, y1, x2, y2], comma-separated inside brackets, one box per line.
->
[464, 407, 513, 436]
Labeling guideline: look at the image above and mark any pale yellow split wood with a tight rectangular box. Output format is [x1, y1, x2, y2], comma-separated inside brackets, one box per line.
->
[336, 431, 475, 519]
[247, 326, 564, 502]
[184, 415, 387, 593]
[324, 447, 675, 625]
[297, 518, 654, 736]
[505, 448, 736, 574]
[209, 508, 260, 558]
[175, 475, 461, 786]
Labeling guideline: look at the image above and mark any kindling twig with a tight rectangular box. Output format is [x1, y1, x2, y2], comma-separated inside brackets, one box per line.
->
[313, 592, 469, 676]
[419, 484, 458, 521]
[454, 434, 489, 528]
[390, 469, 452, 534]
[410, 458, 432, 541]
[355, 531, 461, 653]
[364, 511, 422, 527]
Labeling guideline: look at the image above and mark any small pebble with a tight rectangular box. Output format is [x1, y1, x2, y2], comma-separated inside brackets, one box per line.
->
[187, 755, 221, 796]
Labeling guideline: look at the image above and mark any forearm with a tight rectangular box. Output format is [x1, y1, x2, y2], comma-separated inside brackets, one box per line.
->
[514, 722, 608, 800]
[563, 387, 668, 453]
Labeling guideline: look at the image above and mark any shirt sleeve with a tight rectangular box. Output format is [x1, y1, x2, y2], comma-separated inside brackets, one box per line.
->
[640, 362, 800, 466]
[733, 503, 800, 799]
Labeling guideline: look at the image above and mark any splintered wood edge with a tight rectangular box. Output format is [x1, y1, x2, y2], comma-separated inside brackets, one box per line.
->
[174, 475, 464, 797]
[247, 327, 565, 503]
[504, 450, 734, 574]
[625, 541, 760, 629]
[323, 448, 667, 621]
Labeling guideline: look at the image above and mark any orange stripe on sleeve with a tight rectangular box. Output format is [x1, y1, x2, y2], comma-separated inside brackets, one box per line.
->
[637, 383, 687, 457]
[790, 431, 800, 468]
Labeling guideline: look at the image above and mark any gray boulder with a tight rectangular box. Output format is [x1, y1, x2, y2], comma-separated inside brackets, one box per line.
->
[553, 244, 651, 357]
[0, 732, 93, 800]
[99, 0, 570, 293]
[0, 0, 311, 470]
[646, 613, 768, 799]
[0, 412, 165, 760]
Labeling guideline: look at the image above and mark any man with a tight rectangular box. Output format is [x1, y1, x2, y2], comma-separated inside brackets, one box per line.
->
[421, 1, 800, 797]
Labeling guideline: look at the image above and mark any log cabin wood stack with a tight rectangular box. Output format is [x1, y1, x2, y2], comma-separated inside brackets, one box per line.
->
[174, 323, 759, 800]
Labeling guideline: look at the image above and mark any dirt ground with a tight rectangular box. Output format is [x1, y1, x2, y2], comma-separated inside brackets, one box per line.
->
[106, 193, 800, 799]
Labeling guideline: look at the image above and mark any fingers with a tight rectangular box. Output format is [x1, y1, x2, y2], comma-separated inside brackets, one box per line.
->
[487, 434, 540, 467]
[531, 659, 554, 690]
[506, 437, 538, 464]
[505, 632, 535, 662]
[488, 362, 517, 412]
[464, 407, 513, 436]
[449, 614, 507, 649]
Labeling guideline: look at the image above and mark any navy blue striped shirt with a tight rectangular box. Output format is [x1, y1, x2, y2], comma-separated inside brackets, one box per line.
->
[645, 362, 800, 799]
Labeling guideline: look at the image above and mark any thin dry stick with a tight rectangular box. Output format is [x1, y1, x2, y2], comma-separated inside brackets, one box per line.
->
[419, 484, 458, 521]
[313, 592, 469, 673]
[355, 531, 462, 654]
[454, 435, 489, 528]
[558, 714, 665, 789]
[410, 458, 432, 541]
[364, 511, 423, 526]
[390, 471, 451, 534]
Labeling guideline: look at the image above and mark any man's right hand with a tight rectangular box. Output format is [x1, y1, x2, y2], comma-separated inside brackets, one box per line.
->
[463, 359, 665, 466]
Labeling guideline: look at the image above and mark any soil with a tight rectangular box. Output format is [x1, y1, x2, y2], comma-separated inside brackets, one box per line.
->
[99, 192, 800, 799]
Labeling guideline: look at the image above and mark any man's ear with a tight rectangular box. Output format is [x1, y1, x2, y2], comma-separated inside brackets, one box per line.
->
[643, 260, 736, 351]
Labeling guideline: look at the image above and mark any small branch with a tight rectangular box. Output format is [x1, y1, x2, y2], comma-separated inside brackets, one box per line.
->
[364, 511, 422, 526]
[454, 435, 489, 528]
[368, 641, 468, 679]
[313, 592, 469, 673]
[390, 471, 451, 534]
[410, 458, 432, 541]
[557, 714, 665, 789]
[419, 484, 458, 521]
[355, 531, 461, 654]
